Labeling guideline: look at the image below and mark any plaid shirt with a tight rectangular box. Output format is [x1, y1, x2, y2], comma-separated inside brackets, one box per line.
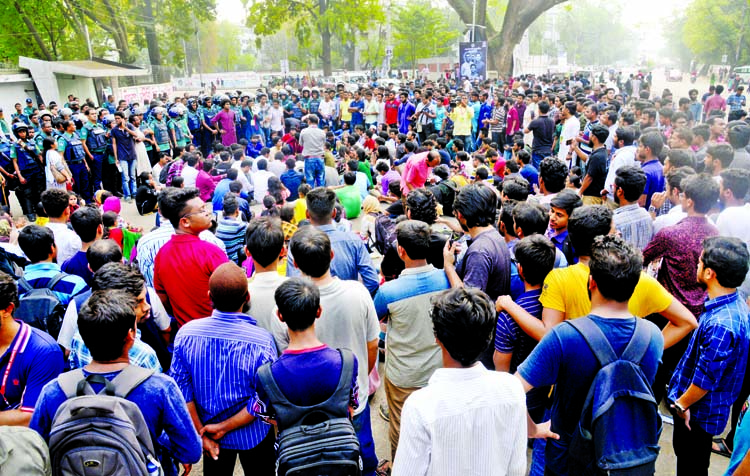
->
[68, 329, 162, 373]
[727, 93, 747, 112]
[668, 292, 750, 434]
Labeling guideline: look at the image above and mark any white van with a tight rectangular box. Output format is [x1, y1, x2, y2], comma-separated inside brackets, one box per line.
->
[735, 66, 750, 85]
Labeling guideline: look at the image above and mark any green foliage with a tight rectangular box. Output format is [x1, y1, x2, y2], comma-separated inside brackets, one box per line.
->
[392, 1, 461, 70]
[197, 20, 255, 73]
[682, 0, 750, 66]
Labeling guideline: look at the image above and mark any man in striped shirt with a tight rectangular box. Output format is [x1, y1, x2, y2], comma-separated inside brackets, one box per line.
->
[170, 262, 277, 475]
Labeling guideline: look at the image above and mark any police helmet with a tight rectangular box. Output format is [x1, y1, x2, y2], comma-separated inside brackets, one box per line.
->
[60, 107, 73, 117]
[12, 122, 29, 133]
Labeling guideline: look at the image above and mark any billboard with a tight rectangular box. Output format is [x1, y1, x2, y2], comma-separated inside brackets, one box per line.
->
[459, 41, 487, 81]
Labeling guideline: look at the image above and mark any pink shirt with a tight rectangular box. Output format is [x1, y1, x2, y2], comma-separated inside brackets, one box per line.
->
[401, 151, 431, 195]
[506, 107, 520, 135]
[154, 234, 228, 326]
[195, 170, 217, 202]
[704, 94, 726, 116]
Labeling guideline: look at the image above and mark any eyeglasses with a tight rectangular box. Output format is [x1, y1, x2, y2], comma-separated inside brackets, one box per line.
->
[180, 206, 210, 219]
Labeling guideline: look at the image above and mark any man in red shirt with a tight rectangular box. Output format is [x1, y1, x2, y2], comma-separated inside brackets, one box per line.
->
[704, 84, 727, 119]
[385, 90, 400, 128]
[154, 188, 228, 326]
[400, 150, 441, 195]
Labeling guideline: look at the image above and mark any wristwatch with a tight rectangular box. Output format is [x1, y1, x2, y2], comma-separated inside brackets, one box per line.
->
[673, 401, 687, 413]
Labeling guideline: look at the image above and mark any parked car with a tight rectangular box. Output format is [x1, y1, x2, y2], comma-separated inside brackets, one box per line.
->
[667, 69, 683, 81]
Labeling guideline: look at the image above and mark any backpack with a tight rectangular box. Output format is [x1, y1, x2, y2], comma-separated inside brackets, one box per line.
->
[50, 366, 160, 476]
[373, 213, 398, 256]
[16, 273, 67, 339]
[0, 426, 51, 475]
[158, 160, 173, 185]
[567, 317, 661, 476]
[429, 179, 458, 216]
[0, 246, 28, 279]
[257, 349, 362, 476]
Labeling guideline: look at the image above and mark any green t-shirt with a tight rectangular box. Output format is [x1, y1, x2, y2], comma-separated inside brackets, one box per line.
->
[335, 185, 362, 220]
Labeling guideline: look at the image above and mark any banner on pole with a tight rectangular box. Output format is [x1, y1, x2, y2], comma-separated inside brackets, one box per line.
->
[459, 41, 487, 81]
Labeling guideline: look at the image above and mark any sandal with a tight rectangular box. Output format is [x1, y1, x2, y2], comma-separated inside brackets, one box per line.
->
[712, 437, 732, 457]
[376, 459, 392, 476]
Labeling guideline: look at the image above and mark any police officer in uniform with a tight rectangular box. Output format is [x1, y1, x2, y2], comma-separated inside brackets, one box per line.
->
[149, 107, 172, 158]
[58, 120, 91, 202]
[80, 109, 109, 194]
[168, 105, 191, 150]
[0, 131, 15, 207]
[10, 123, 44, 220]
[200, 97, 218, 156]
[186, 98, 203, 152]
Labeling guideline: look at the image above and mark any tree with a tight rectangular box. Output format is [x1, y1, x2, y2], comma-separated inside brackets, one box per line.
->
[392, 2, 461, 72]
[246, 0, 384, 76]
[445, 0, 568, 75]
[682, 0, 750, 67]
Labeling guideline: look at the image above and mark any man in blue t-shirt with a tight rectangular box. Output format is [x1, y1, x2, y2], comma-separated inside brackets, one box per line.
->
[29, 289, 202, 471]
[516, 235, 664, 476]
[62, 206, 103, 286]
[0, 274, 64, 426]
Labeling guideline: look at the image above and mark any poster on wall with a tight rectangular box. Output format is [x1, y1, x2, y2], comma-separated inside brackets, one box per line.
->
[459, 41, 487, 81]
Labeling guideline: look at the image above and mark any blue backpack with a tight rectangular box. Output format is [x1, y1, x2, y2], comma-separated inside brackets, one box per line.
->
[567, 317, 661, 476]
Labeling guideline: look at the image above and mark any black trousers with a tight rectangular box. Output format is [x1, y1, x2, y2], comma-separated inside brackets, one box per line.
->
[202, 427, 276, 476]
[672, 411, 713, 476]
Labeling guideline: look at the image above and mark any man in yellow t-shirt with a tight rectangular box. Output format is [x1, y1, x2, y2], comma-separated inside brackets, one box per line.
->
[339, 91, 352, 124]
[496, 205, 697, 349]
[449, 94, 474, 139]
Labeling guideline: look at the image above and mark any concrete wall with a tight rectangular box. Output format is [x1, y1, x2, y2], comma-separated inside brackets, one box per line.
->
[57, 77, 99, 107]
[0, 75, 36, 122]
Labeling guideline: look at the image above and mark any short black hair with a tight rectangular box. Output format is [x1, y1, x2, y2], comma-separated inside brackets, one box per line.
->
[666, 149, 696, 170]
[70, 206, 102, 242]
[406, 188, 438, 224]
[430, 288, 496, 367]
[514, 235, 556, 286]
[87, 239, 123, 272]
[79, 290, 136, 361]
[453, 184, 497, 228]
[702, 236, 750, 288]
[568, 206, 613, 258]
[305, 188, 336, 223]
[289, 226, 331, 278]
[683, 174, 720, 214]
[707, 143, 734, 169]
[18, 225, 55, 263]
[640, 131, 664, 158]
[720, 169, 750, 199]
[589, 234, 643, 303]
[615, 165, 647, 202]
[275, 278, 321, 331]
[223, 193, 240, 216]
[728, 123, 750, 150]
[91, 262, 145, 298]
[41, 188, 70, 218]
[502, 177, 530, 201]
[0, 272, 18, 311]
[615, 127, 636, 146]
[692, 124, 710, 141]
[539, 157, 567, 193]
[158, 187, 201, 228]
[343, 171, 356, 186]
[550, 189, 583, 216]
[245, 217, 284, 267]
[396, 220, 431, 260]
[513, 202, 549, 237]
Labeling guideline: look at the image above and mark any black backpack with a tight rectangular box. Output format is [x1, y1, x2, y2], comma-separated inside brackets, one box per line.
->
[16, 273, 67, 339]
[373, 214, 397, 256]
[567, 317, 661, 476]
[257, 349, 362, 476]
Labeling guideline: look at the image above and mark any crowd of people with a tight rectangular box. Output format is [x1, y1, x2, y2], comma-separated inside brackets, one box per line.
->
[0, 69, 750, 476]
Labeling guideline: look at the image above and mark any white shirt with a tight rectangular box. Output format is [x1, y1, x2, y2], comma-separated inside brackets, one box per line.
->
[252, 170, 275, 199]
[377, 100, 386, 125]
[716, 204, 750, 243]
[247, 271, 289, 353]
[46, 222, 82, 266]
[558, 115, 580, 164]
[318, 99, 334, 119]
[231, 161, 254, 193]
[180, 164, 199, 188]
[45, 149, 66, 187]
[392, 364, 527, 476]
[653, 204, 686, 234]
[604, 144, 637, 195]
[269, 107, 284, 131]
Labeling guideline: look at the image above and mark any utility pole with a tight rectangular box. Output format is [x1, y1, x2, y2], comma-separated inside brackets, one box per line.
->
[193, 13, 204, 93]
[471, 0, 477, 42]
[735, 0, 748, 66]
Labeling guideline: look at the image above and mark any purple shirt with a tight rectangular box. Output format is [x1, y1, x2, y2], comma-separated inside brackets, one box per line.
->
[211, 110, 238, 147]
[640, 159, 665, 209]
[457, 228, 512, 300]
[381, 169, 401, 196]
[704, 94, 726, 116]
[643, 216, 719, 317]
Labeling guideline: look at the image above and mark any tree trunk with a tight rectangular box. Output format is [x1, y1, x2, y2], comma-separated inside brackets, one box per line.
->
[320, 27, 332, 76]
[446, 0, 567, 76]
[142, 0, 164, 82]
[14, 1, 54, 60]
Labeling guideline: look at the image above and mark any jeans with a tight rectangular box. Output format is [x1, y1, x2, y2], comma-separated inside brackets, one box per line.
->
[119, 158, 137, 198]
[69, 162, 91, 202]
[531, 151, 548, 170]
[352, 402, 378, 476]
[304, 157, 325, 188]
[455, 135, 471, 152]
[202, 428, 276, 476]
